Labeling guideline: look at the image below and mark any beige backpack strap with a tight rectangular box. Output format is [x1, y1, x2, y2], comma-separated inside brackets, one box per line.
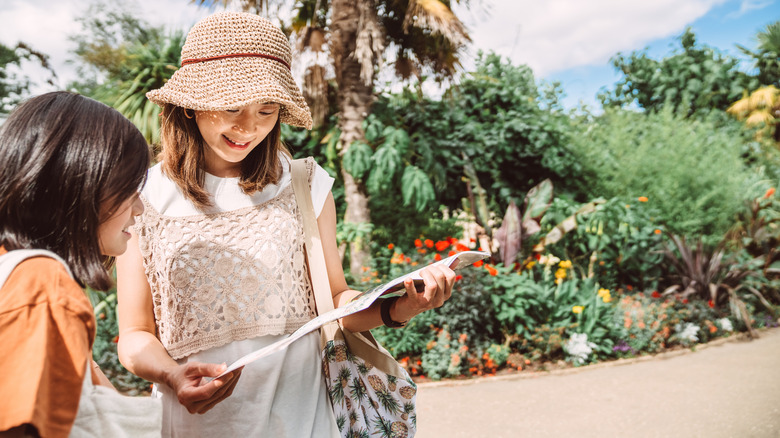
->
[290, 159, 338, 340]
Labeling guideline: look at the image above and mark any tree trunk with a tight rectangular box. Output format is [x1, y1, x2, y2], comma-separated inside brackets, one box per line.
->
[330, 0, 374, 279]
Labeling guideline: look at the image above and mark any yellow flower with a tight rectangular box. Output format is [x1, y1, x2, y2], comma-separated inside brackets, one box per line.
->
[525, 260, 536, 269]
[572, 306, 584, 314]
[598, 288, 610, 298]
[555, 268, 567, 280]
[559, 260, 572, 269]
[603, 295, 612, 303]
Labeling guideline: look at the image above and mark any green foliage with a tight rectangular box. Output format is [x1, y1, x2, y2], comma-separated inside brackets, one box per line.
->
[420, 327, 469, 380]
[0, 42, 26, 114]
[601, 28, 758, 116]
[87, 287, 150, 394]
[69, 2, 183, 144]
[571, 107, 762, 242]
[738, 20, 780, 87]
[541, 196, 666, 291]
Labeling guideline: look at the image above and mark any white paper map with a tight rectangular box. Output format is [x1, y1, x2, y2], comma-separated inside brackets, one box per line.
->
[216, 250, 490, 377]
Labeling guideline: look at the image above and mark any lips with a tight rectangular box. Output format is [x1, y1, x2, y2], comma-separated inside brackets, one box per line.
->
[223, 135, 252, 150]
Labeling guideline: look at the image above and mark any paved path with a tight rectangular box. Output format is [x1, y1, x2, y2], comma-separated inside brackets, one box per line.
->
[416, 327, 780, 438]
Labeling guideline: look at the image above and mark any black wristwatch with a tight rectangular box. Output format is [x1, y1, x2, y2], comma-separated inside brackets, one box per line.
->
[380, 296, 407, 328]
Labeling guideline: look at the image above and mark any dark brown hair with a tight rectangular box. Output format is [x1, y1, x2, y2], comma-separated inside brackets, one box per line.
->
[157, 104, 289, 209]
[0, 92, 150, 290]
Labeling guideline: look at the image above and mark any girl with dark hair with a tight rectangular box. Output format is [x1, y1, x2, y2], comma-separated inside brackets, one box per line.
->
[0, 91, 150, 437]
[116, 12, 455, 438]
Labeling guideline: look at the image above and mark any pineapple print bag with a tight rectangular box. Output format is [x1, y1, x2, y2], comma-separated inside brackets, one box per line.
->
[291, 159, 418, 438]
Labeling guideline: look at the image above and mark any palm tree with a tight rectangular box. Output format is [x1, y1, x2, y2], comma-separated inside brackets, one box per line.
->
[197, 0, 471, 276]
[738, 20, 780, 87]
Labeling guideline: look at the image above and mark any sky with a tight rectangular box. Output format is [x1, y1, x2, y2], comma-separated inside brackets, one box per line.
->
[0, 0, 778, 110]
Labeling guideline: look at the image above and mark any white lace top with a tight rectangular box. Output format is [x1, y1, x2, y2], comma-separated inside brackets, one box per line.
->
[135, 155, 339, 438]
[136, 158, 321, 359]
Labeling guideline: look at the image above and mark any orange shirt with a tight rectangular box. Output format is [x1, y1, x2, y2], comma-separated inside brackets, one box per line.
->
[0, 248, 96, 438]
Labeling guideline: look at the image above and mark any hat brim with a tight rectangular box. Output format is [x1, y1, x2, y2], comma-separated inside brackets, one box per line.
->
[147, 57, 313, 129]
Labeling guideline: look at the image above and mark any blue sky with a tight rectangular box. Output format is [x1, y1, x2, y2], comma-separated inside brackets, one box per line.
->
[0, 0, 778, 110]
[501, 1, 779, 109]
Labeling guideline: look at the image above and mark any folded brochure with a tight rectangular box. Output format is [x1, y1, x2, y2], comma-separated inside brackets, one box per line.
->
[216, 250, 490, 377]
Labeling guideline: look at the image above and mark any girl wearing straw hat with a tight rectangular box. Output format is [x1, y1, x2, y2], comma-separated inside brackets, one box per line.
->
[115, 12, 455, 437]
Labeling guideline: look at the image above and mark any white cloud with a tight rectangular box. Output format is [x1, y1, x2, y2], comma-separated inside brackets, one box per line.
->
[452, 0, 731, 76]
[0, 0, 208, 92]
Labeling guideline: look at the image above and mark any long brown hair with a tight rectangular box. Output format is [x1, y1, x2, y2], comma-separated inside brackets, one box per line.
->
[0, 92, 150, 290]
[157, 104, 289, 210]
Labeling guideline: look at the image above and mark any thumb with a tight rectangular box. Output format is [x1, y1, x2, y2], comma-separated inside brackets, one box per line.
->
[186, 362, 227, 378]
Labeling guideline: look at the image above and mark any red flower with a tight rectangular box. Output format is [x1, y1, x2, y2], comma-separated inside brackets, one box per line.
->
[534, 253, 541, 261]
[424, 239, 434, 248]
[448, 237, 458, 244]
[435, 240, 450, 252]
[485, 264, 498, 276]
[764, 187, 775, 199]
[434, 253, 442, 261]
[112, 335, 119, 343]
[651, 291, 661, 298]
[387, 243, 394, 250]
[708, 300, 715, 308]
[473, 260, 484, 268]
[626, 285, 633, 291]
[455, 275, 463, 282]
[455, 243, 470, 252]
[448, 250, 457, 257]
[414, 239, 423, 248]
[682, 298, 689, 304]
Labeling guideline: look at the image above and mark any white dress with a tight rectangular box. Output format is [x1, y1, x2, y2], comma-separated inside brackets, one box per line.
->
[140, 156, 340, 438]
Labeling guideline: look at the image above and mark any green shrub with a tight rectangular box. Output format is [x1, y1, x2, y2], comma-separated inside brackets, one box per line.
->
[571, 107, 762, 243]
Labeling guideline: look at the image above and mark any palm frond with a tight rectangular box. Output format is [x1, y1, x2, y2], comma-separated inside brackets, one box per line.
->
[403, 0, 470, 47]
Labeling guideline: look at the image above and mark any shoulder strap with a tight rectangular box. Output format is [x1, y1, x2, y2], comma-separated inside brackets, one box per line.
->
[0, 249, 74, 288]
[290, 159, 335, 316]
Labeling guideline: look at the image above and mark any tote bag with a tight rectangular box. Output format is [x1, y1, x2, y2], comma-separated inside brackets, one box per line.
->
[290, 159, 418, 438]
[0, 249, 162, 438]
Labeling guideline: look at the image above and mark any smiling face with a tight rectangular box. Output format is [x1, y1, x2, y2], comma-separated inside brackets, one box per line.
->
[194, 103, 281, 177]
[98, 193, 144, 257]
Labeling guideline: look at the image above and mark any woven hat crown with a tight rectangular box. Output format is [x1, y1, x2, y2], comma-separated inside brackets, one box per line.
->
[182, 13, 292, 67]
[147, 12, 312, 129]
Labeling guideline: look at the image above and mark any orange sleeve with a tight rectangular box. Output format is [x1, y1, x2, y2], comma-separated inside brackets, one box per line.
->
[0, 257, 96, 438]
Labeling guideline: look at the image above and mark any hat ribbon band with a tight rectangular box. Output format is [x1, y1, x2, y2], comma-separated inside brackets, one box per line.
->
[181, 53, 290, 70]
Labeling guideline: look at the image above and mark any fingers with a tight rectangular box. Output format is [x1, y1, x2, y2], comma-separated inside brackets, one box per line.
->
[195, 368, 243, 414]
[419, 265, 457, 308]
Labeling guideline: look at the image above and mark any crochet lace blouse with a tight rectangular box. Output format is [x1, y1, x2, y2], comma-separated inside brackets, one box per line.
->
[134, 157, 329, 359]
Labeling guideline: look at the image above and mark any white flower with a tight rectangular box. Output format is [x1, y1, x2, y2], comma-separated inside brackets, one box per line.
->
[717, 318, 733, 332]
[564, 333, 597, 365]
[675, 322, 700, 344]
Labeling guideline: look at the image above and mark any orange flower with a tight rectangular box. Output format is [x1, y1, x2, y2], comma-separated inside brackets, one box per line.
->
[459, 333, 468, 343]
[112, 335, 119, 343]
[485, 264, 498, 276]
[387, 243, 394, 250]
[473, 260, 484, 268]
[98, 313, 106, 320]
[424, 239, 434, 248]
[708, 300, 715, 308]
[624, 318, 632, 329]
[626, 285, 633, 291]
[709, 325, 717, 333]
[435, 240, 450, 252]
[434, 253, 442, 261]
[638, 196, 648, 202]
[455, 243, 470, 252]
[414, 239, 423, 248]
[448, 250, 457, 257]
[654, 229, 662, 235]
[764, 187, 775, 199]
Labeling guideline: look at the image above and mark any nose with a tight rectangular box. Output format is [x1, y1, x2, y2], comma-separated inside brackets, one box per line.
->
[132, 194, 145, 216]
[233, 111, 257, 134]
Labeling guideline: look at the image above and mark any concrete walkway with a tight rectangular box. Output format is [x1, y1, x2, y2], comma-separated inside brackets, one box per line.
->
[416, 327, 780, 438]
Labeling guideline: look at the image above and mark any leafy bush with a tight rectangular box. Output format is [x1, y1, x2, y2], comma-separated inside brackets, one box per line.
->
[541, 196, 666, 291]
[571, 107, 762, 242]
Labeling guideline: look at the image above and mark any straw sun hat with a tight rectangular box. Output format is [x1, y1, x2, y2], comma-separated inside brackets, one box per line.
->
[147, 12, 312, 129]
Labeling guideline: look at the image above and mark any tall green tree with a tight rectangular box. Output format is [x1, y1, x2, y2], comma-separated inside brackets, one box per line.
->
[197, 0, 472, 277]
[0, 42, 56, 114]
[738, 20, 780, 87]
[70, 2, 183, 145]
[600, 28, 758, 116]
